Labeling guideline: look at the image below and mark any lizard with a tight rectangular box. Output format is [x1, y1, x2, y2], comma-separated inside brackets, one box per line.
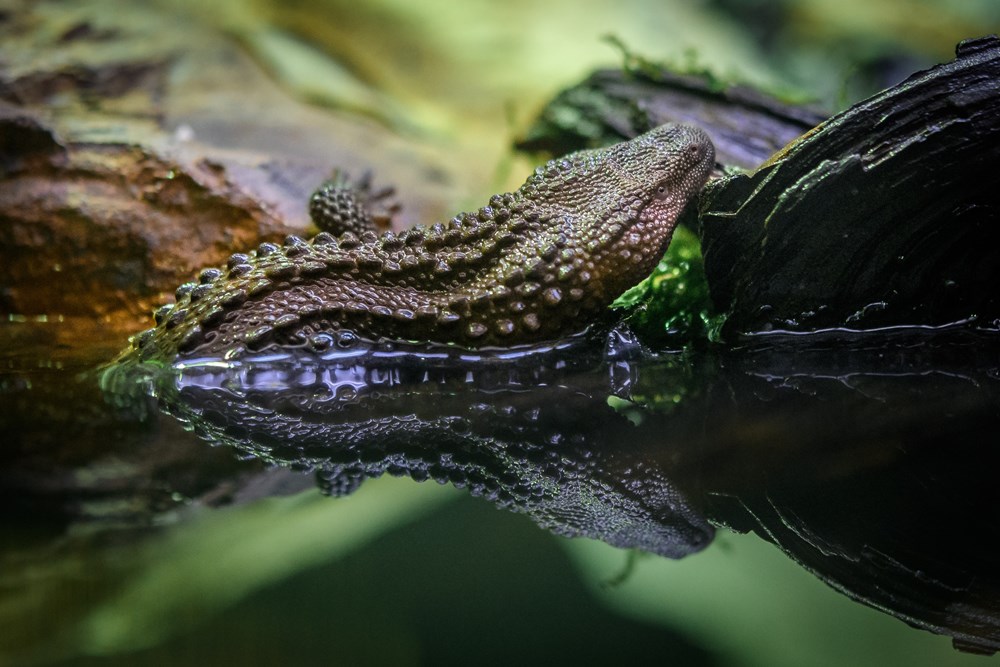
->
[122, 123, 714, 362]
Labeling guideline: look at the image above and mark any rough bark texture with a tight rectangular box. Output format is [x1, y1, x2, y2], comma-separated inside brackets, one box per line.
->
[517, 66, 825, 169]
[699, 36, 1000, 336]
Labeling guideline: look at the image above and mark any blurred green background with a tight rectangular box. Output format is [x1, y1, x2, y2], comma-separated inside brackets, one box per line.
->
[190, 0, 1000, 195]
[19, 478, 990, 667]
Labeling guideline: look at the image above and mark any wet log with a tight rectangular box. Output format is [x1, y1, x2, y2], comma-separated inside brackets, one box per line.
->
[516, 62, 825, 170]
[699, 36, 1000, 337]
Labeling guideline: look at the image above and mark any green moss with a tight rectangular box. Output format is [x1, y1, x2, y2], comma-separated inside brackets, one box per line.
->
[611, 225, 725, 346]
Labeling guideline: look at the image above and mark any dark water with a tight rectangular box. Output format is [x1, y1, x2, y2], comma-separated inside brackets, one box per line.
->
[3, 321, 999, 666]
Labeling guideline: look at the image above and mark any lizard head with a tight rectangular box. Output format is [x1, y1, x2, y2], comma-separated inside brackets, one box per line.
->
[588, 123, 715, 300]
[620, 123, 716, 229]
[520, 124, 715, 302]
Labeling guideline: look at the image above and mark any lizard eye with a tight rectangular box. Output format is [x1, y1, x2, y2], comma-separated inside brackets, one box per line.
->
[655, 185, 670, 200]
[686, 142, 702, 158]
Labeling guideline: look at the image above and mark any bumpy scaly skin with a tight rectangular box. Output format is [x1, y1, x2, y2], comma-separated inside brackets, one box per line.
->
[128, 124, 714, 360]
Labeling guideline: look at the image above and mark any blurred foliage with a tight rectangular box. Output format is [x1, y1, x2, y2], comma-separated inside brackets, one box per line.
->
[1, 478, 457, 665]
[706, 0, 1000, 107]
[40, 487, 716, 667]
[603, 34, 729, 93]
[31, 487, 989, 667]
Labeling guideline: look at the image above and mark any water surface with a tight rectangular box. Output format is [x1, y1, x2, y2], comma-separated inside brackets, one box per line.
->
[3, 321, 998, 665]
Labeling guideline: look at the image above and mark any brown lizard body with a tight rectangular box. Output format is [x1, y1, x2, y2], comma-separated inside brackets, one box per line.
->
[125, 124, 714, 361]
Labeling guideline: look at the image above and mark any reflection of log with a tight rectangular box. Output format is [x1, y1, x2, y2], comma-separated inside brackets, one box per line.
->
[699, 36, 1000, 336]
[701, 333, 1000, 656]
[0, 356, 281, 530]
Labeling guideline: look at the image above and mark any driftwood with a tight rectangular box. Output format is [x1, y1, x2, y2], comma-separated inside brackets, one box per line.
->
[516, 65, 825, 170]
[700, 36, 1000, 337]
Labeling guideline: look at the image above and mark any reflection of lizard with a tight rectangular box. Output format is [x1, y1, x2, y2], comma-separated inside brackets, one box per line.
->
[123, 124, 714, 360]
[147, 349, 715, 558]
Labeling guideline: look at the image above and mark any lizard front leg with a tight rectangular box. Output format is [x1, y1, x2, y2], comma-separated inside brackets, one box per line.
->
[308, 170, 402, 237]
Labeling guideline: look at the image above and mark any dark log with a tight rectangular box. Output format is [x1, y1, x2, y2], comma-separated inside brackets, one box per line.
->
[699, 36, 1000, 337]
[517, 66, 825, 169]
